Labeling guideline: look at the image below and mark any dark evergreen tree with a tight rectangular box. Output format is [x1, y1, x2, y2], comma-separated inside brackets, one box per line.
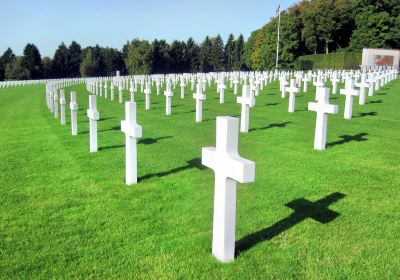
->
[199, 36, 213, 72]
[52, 43, 69, 78]
[0, 48, 16, 81]
[67, 41, 82, 77]
[21, 43, 43, 79]
[210, 35, 225, 71]
[224, 33, 235, 71]
[151, 39, 171, 74]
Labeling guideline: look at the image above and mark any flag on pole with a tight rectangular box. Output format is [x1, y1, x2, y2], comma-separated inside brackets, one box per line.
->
[276, 5, 280, 15]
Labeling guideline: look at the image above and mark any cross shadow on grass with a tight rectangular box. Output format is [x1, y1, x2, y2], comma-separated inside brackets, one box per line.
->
[354, 112, 378, 118]
[264, 103, 279, 106]
[99, 117, 117, 122]
[367, 100, 383, 104]
[235, 192, 346, 256]
[250, 122, 292, 132]
[138, 158, 205, 182]
[99, 136, 173, 150]
[327, 133, 368, 148]
[138, 136, 173, 145]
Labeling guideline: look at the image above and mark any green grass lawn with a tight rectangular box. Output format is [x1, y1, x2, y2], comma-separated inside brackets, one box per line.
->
[1, 78, 399, 279]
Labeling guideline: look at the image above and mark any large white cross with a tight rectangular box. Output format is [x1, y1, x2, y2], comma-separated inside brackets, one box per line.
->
[121, 102, 142, 185]
[60, 89, 66, 125]
[308, 87, 338, 150]
[237, 84, 255, 133]
[70, 91, 78, 136]
[286, 79, 299, 113]
[87, 95, 100, 153]
[340, 78, 359, 120]
[202, 116, 255, 263]
[164, 80, 174, 116]
[193, 83, 206, 123]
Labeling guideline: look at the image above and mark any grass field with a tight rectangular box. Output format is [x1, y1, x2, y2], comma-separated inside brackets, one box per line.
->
[1, 78, 399, 279]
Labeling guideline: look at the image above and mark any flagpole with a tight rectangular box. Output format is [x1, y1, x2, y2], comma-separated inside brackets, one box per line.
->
[275, 8, 281, 69]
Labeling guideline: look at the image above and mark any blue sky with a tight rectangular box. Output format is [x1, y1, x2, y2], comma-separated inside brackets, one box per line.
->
[0, 0, 297, 57]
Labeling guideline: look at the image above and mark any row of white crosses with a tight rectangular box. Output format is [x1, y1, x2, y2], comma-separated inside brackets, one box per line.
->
[44, 68, 397, 265]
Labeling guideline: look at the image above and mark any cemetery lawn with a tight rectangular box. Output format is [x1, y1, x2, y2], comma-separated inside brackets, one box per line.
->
[1, 79, 399, 279]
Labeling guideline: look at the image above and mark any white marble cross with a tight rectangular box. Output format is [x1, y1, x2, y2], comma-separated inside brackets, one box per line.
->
[121, 102, 142, 185]
[308, 87, 338, 150]
[70, 91, 78, 136]
[87, 95, 100, 153]
[202, 116, 255, 263]
[104, 82, 108, 99]
[331, 74, 340, 94]
[237, 84, 255, 133]
[193, 83, 206, 122]
[144, 81, 151, 110]
[49, 90, 54, 113]
[60, 89, 66, 125]
[180, 78, 185, 99]
[218, 78, 226, 104]
[367, 75, 374, 97]
[119, 84, 123, 103]
[340, 79, 359, 120]
[111, 85, 115, 101]
[129, 83, 135, 101]
[356, 74, 369, 105]
[286, 79, 300, 113]
[233, 76, 239, 95]
[302, 76, 309, 92]
[280, 78, 288, 98]
[156, 79, 160, 95]
[53, 91, 59, 118]
[164, 80, 174, 116]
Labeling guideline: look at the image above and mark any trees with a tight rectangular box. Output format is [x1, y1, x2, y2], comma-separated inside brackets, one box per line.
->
[169, 40, 187, 73]
[233, 34, 245, 71]
[151, 39, 171, 74]
[210, 35, 225, 71]
[224, 34, 235, 71]
[349, 0, 400, 50]
[5, 57, 30, 80]
[80, 46, 104, 77]
[185, 37, 200, 73]
[0, 48, 16, 81]
[42, 57, 53, 79]
[21, 43, 43, 79]
[125, 39, 152, 75]
[68, 41, 82, 77]
[52, 43, 69, 78]
[102, 47, 125, 76]
[199, 36, 213, 72]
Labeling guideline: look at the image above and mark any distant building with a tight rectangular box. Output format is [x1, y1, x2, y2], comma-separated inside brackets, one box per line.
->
[361, 48, 400, 70]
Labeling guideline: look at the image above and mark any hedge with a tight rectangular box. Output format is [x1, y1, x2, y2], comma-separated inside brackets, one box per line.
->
[296, 52, 362, 69]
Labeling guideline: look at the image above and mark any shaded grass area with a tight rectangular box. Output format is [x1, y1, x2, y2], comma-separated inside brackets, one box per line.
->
[0, 79, 399, 279]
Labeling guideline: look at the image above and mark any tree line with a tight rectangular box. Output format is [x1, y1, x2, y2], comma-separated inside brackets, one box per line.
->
[0, 0, 398, 81]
